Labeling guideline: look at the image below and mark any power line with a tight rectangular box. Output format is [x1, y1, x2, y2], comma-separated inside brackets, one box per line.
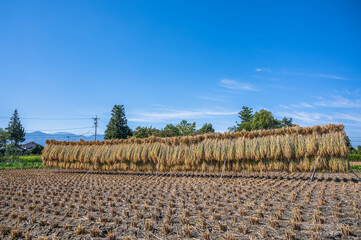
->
[26, 126, 93, 132]
[0, 117, 91, 120]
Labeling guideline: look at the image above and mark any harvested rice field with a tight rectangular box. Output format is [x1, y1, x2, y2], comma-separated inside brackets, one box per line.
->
[0, 169, 360, 240]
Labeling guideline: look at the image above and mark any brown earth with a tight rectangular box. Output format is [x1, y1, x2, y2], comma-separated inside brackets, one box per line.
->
[0, 169, 360, 240]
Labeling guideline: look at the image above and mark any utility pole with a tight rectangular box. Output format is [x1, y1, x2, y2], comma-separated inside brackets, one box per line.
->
[92, 115, 99, 141]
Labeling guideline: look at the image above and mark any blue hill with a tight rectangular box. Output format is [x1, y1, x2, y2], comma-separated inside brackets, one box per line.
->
[25, 131, 104, 146]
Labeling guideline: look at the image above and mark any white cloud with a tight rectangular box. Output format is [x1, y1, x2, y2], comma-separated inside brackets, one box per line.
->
[219, 79, 257, 91]
[297, 103, 313, 108]
[196, 95, 223, 101]
[279, 112, 327, 123]
[128, 118, 155, 123]
[255, 68, 271, 72]
[279, 104, 291, 109]
[277, 111, 361, 124]
[279, 102, 313, 109]
[284, 72, 347, 80]
[315, 95, 361, 108]
[306, 73, 347, 80]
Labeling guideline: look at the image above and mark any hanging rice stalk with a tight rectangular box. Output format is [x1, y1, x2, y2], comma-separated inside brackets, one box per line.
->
[42, 124, 349, 172]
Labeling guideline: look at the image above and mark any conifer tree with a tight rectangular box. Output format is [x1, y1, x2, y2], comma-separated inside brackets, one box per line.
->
[6, 109, 25, 145]
[105, 105, 132, 139]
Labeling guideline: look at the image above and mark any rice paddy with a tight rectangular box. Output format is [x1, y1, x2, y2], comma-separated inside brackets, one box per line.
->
[0, 169, 360, 239]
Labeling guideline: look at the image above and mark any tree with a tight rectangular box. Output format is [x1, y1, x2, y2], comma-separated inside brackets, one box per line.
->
[104, 105, 132, 139]
[30, 144, 44, 155]
[6, 109, 25, 145]
[162, 124, 181, 137]
[176, 120, 196, 136]
[230, 106, 294, 132]
[133, 126, 156, 138]
[196, 123, 215, 135]
[0, 128, 8, 148]
[251, 109, 281, 130]
[132, 124, 183, 138]
[239, 106, 253, 123]
[6, 143, 22, 157]
[229, 106, 253, 132]
[280, 117, 294, 127]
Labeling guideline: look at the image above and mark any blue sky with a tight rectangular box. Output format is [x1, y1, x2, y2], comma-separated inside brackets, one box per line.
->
[0, 0, 360, 146]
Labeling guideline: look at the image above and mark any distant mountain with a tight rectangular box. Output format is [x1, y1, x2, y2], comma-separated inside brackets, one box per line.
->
[25, 131, 104, 146]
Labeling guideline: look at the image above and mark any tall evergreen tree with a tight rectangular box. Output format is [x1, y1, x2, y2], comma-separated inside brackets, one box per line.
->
[229, 106, 253, 131]
[238, 106, 253, 123]
[104, 105, 132, 139]
[6, 109, 25, 145]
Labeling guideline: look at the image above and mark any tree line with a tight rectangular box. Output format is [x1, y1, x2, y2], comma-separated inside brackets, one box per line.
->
[104, 104, 294, 139]
[2, 105, 360, 153]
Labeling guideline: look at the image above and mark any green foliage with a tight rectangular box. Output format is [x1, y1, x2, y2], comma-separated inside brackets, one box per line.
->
[0, 154, 43, 170]
[19, 155, 42, 162]
[230, 106, 253, 131]
[280, 117, 293, 127]
[239, 106, 253, 123]
[105, 105, 132, 140]
[230, 106, 294, 132]
[0, 148, 5, 157]
[251, 109, 281, 130]
[133, 123, 184, 138]
[349, 145, 361, 154]
[351, 165, 361, 171]
[348, 154, 361, 161]
[6, 143, 22, 157]
[133, 120, 207, 138]
[30, 144, 44, 155]
[176, 120, 196, 136]
[162, 124, 181, 137]
[0, 128, 8, 148]
[6, 109, 25, 145]
[196, 123, 215, 134]
[133, 126, 156, 138]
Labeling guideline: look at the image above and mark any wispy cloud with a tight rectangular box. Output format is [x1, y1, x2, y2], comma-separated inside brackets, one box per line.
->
[294, 102, 313, 108]
[129, 108, 237, 122]
[280, 112, 327, 123]
[252, 68, 347, 80]
[283, 72, 348, 80]
[277, 111, 361, 124]
[255, 68, 271, 72]
[315, 95, 361, 108]
[196, 95, 223, 101]
[219, 79, 257, 91]
[127, 118, 156, 123]
[280, 102, 313, 109]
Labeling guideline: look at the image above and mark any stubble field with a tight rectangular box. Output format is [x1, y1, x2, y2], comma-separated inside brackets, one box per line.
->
[0, 169, 360, 240]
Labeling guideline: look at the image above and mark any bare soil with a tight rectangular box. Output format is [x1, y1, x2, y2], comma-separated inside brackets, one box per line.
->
[0, 169, 360, 239]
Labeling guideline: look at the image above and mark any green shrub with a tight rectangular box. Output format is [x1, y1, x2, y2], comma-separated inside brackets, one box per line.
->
[348, 154, 361, 161]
